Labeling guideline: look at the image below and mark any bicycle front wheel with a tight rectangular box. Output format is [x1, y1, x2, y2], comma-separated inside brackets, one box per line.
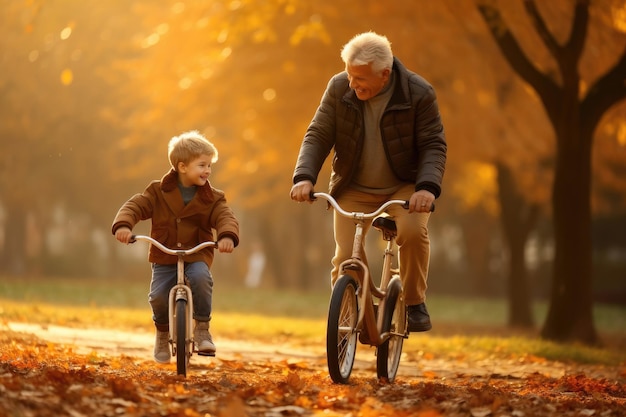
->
[376, 276, 406, 382]
[175, 298, 190, 376]
[326, 275, 359, 384]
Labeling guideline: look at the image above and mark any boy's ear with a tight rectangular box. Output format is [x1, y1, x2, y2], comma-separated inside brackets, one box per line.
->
[177, 162, 187, 173]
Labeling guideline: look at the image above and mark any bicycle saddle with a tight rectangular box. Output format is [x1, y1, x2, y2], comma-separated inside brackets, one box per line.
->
[372, 216, 397, 239]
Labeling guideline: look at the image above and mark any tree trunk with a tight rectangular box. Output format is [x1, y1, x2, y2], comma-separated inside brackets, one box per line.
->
[475, 0, 624, 345]
[507, 238, 534, 327]
[460, 209, 495, 296]
[541, 123, 598, 343]
[496, 163, 536, 328]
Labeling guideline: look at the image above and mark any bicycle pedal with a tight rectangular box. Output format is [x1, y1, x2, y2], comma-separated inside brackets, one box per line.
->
[197, 351, 216, 357]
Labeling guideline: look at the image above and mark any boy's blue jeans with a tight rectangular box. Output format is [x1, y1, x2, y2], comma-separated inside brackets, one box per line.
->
[149, 262, 213, 331]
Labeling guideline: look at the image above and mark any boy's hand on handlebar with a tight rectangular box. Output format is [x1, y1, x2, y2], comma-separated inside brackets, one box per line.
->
[115, 227, 133, 244]
[217, 237, 235, 253]
[290, 180, 314, 203]
[408, 190, 435, 213]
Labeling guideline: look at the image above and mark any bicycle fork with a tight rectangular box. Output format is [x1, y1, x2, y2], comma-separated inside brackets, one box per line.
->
[168, 271, 195, 355]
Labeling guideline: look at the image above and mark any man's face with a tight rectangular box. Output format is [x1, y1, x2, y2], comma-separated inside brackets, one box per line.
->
[346, 63, 390, 101]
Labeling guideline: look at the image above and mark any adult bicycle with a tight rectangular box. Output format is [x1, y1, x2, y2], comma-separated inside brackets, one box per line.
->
[311, 192, 411, 384]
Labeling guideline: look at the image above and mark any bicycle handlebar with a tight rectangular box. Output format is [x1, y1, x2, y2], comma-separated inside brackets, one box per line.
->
[130, 235, 217, 256]
[311, 192, 411, 219]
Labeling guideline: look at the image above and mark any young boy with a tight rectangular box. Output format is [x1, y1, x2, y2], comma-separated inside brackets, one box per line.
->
[112, 130, 239, 363]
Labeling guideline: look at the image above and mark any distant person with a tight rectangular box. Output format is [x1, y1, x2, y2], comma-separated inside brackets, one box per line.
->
[112, 130, 240, 362]
[290, 32, 447, 333]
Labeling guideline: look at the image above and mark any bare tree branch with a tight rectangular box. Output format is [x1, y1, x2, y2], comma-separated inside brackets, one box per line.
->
[523, 0, 561, 57]
[477, 3, 560, 112]
[566, 0, 589, 61]
[524, 0, 589, 77]
[581, 44, 626, 136]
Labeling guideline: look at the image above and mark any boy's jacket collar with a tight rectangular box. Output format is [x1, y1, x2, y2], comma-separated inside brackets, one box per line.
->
[160, 168, 215, 204]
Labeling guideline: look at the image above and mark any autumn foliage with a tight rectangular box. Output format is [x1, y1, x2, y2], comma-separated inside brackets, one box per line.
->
[1, 331, 624, 417]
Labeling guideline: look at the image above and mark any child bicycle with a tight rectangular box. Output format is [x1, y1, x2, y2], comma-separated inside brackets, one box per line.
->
[311, 192, 414, 384]
[130, 235, 217, 377]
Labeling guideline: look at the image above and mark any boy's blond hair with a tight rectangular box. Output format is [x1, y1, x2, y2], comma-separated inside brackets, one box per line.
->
[168, 130, 218, 171]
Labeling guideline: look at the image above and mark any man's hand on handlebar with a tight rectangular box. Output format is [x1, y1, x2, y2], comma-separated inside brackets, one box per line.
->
[408, 190, 435, 213]
[290, 180, 315, 203]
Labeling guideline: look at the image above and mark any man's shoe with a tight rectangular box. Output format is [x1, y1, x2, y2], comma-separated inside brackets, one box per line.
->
[194, 321, 216, 355]
[154, 330, 171, 363]
[407, 303, 432, 332]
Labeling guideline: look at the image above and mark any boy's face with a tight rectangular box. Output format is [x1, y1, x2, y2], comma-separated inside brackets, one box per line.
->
[177, 154, 213, 187]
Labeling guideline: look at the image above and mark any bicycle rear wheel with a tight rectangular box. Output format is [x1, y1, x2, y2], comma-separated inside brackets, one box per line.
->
[175, 298, 190, 376]
[376, 276, 406, 382]
[326, 275, 359, 384]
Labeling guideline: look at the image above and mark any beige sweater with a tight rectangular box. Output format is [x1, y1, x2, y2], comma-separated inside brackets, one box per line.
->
[352, 73, 403, 195]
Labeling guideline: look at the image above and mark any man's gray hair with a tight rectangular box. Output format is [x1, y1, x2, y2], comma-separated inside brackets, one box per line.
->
[340, 32, 393, 74]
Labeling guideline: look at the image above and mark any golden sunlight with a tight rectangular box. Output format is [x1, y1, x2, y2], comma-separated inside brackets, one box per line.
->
[617, 122, 626, 146]
[612, 3, 626, 33]
[28, 50, 39, 63]
[141, 33, 160, 48]
[451, 161, 499, 214]
[245, 160, 259, 174]
[60, 69, 73, 86]
[178, 77, 192, 90]
[60, 25, 72, 40]
[263, 88, 276, 101]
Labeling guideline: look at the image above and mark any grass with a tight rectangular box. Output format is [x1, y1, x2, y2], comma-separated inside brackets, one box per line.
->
[1, 275, 625, 366]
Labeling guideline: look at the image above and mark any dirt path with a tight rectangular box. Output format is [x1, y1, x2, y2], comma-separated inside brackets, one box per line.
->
[6, 321, 606, 381]
[3, 321, 625, 416]
[7, 321, 323, 365]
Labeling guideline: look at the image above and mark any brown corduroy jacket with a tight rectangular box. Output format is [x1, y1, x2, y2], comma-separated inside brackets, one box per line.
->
[111, 169, 239, 266]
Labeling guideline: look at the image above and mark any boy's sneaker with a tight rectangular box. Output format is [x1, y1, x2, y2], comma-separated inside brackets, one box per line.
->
[194, 321, 216, 355]
[154, 330, 171, 363]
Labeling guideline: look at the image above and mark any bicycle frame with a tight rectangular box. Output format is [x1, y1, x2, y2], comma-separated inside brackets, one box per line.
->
[312, 192, 408, 346]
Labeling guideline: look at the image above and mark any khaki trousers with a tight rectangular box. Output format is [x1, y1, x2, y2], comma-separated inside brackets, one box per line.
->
[331, 184, 431, 305]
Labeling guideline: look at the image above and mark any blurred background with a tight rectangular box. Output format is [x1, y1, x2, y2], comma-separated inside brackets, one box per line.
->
[0, 1, 624, 312]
